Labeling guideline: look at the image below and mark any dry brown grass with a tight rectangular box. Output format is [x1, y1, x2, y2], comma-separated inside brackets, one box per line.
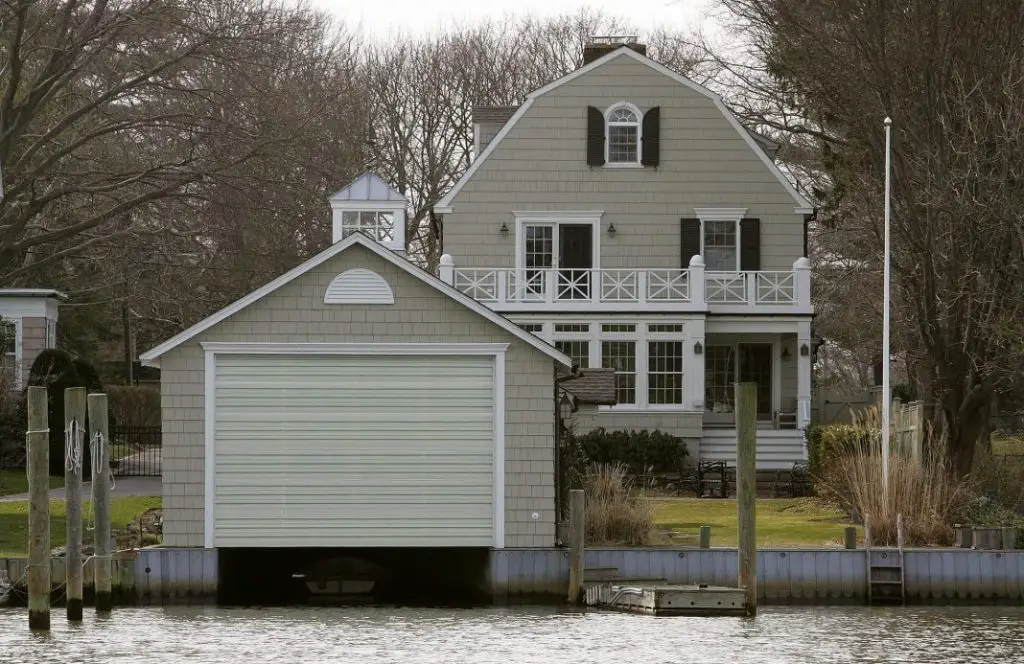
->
[820, 448, 974, 546]
[584, 463, 657, 546]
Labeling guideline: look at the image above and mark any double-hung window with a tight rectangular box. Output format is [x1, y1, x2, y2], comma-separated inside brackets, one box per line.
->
[1, 319, 18, 387]
[553, 323, 590, 369]
[606, 104, 641, 164]
[703, 220, 738, 271]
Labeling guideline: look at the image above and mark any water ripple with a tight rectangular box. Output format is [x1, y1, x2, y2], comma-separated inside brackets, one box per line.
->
[1, 605, 1023, 664]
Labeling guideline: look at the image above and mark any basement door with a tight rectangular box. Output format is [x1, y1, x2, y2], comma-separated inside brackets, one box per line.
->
[210, 353, 497, 548]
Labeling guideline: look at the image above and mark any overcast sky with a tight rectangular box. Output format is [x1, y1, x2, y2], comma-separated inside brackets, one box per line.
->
[307, 0, 718, 38]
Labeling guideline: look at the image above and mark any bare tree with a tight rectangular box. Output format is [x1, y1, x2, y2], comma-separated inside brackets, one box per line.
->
[714, 0, 1024, 474]
[0, 0, 349, 285]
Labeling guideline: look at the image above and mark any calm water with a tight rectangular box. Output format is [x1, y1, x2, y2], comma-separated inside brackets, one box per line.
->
[1, 605, 1023, 663]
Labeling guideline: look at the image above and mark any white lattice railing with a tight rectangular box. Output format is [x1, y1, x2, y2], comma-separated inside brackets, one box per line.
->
[451, 268, 692, 305]
[705, 271, 797, 305]
[444, 260, 809, 310]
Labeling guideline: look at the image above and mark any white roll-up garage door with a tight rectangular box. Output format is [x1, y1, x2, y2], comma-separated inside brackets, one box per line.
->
[211, 353, 496, 547]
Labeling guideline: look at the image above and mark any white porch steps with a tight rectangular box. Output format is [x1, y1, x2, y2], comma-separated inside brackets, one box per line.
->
[698, 429, 806, 470]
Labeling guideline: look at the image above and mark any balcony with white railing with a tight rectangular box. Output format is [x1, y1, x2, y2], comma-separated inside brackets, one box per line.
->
[439, 255, 812, 313]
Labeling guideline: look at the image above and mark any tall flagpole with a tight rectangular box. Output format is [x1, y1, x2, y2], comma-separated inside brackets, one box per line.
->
[882, 117, 892, 497]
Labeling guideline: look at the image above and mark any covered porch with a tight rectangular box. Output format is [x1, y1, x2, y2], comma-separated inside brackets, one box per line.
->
[695, 319, 813, 468]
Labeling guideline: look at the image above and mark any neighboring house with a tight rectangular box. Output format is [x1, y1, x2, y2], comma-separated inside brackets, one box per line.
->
[0, 289, 66, 390]
[435, 39, 815, 469]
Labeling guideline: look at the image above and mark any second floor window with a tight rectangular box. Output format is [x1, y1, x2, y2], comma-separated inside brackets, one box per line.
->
[606, 105, 640, 164]
[704, 220, 738, 271]
[341, 211, 395, 243]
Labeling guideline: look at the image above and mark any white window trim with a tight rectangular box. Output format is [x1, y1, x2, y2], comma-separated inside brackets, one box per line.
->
[604, 101, 644, 167]
[45, 319, 57, 349]
[513, 212, 603, 272]
[202, 342, 508, 550]
[329, 199, 407, 251]
[1, 318, 21, 390]
[696, 208, 748, 272]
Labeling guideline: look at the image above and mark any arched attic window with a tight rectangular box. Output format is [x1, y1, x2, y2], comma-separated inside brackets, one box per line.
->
[606, 103, 641, 164]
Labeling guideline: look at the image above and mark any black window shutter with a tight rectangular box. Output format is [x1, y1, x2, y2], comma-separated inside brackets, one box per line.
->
[680, 218, 701, 268]
[740, 218, 761, 271]
[641, 107, 660, 166]
[586, 106, 605, 166]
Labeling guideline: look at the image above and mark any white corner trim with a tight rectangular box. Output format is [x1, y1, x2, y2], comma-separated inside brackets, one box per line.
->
[493, 351, 506, 549]
[433, 46, 813, 213]
[324, 268, 395, 305]
[694, 207, 749, 221]
[203, 348, 216, 549]
[199, 342, 510, 356]
[139, 233, 572, 369]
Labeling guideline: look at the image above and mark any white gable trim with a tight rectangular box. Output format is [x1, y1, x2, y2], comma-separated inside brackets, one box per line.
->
[324, 268, 395, 305]
[434, 46, 813, 214]
[139, 234, 572, 368]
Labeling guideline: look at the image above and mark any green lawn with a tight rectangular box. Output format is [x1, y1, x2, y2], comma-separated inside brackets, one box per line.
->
[0, 470, 64, 497]
[654, 498, 862, 548]
[0, 496, 160, 557]
[993, 435, 1024, 455]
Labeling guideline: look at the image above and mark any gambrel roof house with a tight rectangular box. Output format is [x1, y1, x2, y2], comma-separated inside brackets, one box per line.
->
[143, 39, 814, 557]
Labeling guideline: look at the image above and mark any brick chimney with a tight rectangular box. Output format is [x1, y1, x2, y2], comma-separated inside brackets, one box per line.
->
[582, 36, 647, 66]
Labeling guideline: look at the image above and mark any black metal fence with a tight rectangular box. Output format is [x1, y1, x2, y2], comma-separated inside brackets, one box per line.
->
[109, 425, 161, 476]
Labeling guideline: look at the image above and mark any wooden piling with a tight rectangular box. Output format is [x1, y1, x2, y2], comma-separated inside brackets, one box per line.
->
[568, 489, 585, 604]
[735, 381, 757, 617]
[64, 387, 87, 621]
[88, 393, 112, 612]
[864, 513, 873, 549]
[896, 513, 905, 550]
[699, 526, 711, 549]
[27, 387, 50, 630]
[844, 527, 857, 550]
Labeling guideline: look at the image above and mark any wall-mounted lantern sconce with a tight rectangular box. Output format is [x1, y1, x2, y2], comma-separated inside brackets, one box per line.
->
[800, 343, 810, 357]
[499, 222, 509, 238]
[607, 223, 617, 237]
[781, 346, 791, 360]
[694, 341, 703, 355]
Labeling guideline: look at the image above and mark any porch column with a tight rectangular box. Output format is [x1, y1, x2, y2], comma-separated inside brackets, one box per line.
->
[439, 254, 455, 286]
[797, 319, 812, 432]
[687, 318, 706, 412]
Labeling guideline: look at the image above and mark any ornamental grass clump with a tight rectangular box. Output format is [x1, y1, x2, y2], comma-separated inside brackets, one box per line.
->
[584, 463, 656, 546]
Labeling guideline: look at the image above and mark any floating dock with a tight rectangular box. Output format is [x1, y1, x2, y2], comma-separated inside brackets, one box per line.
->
[585, 582, 747, 616]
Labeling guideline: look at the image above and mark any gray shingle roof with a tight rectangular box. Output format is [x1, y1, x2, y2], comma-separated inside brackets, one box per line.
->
[329, 172, 406, 202]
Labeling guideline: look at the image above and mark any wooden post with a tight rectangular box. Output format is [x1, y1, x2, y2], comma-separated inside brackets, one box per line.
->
[699, 525, 711, 549]
[735, 381, 757, 617]
[896, 513, 905, 550]
[844, 526, 857, 550]
[568, 489, 585, 604]
[27, 387, 51, 631]
[64, 387, 87, 621]
[88, 393, 112, 612]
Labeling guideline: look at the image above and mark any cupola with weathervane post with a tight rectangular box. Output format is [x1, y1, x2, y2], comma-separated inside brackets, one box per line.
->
[329, 172, 408, 253]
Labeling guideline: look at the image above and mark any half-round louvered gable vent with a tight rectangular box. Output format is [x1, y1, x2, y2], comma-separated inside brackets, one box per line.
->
[324, 268, 395, 304]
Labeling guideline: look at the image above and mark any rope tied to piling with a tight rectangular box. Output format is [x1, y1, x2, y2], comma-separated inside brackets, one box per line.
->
[64, 418, 84, 474]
